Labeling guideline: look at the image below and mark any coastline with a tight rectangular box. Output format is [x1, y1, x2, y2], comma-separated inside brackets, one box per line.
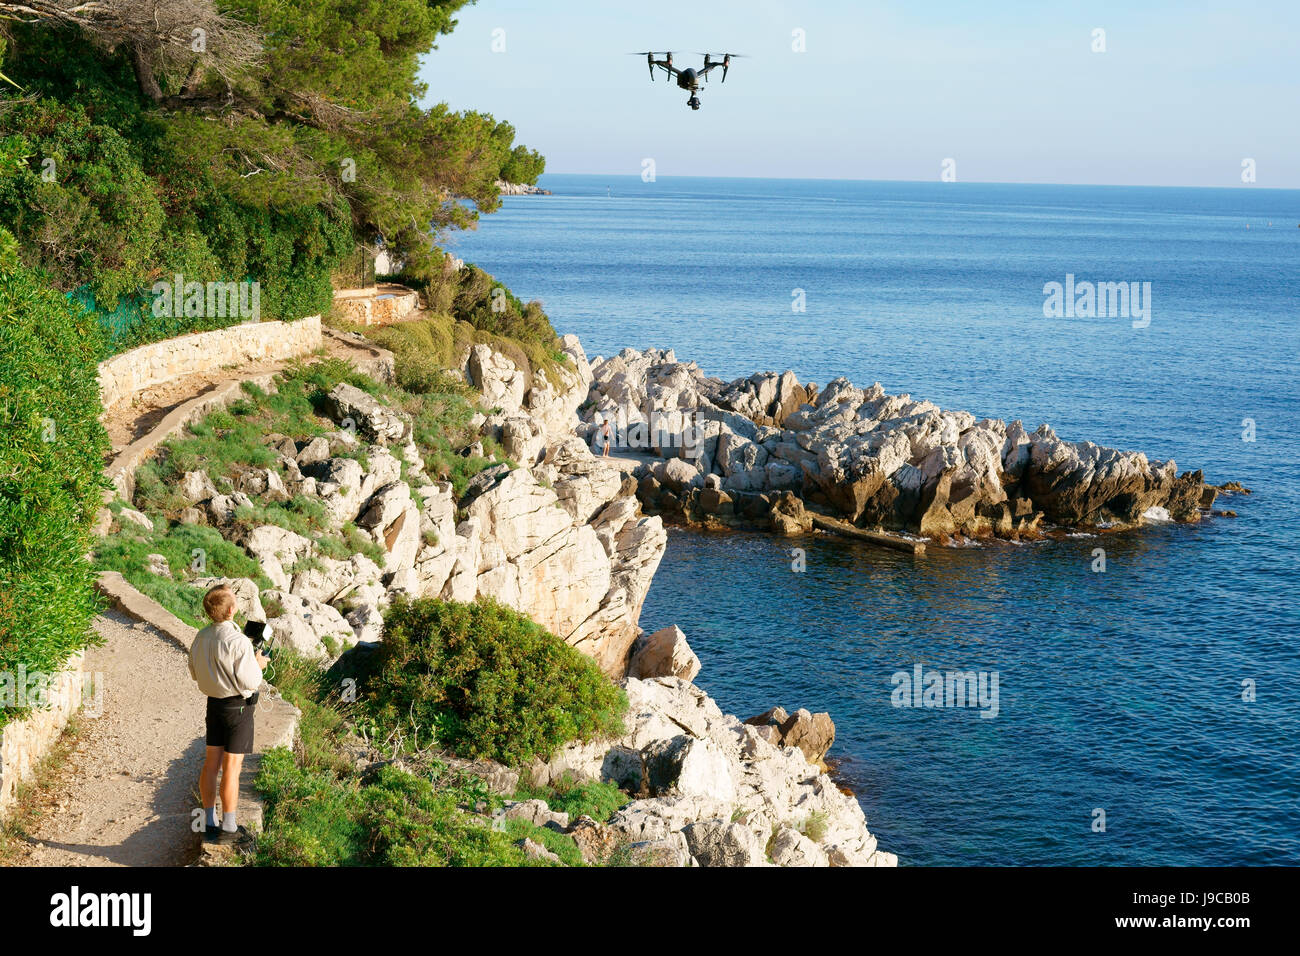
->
[497, 179, 552, 196]
[92, 321, 897, 866]
[67, 302, 1247, 867]
[575, 346, 1225, 545]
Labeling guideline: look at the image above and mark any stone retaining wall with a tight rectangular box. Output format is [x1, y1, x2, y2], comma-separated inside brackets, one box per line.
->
[0, 652, 86, 820]
[332, 285, 419, 327]
[98, 316, 322, 412]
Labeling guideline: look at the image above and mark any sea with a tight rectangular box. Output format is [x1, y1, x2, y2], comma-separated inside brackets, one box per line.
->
[448, 173, 1300, 866]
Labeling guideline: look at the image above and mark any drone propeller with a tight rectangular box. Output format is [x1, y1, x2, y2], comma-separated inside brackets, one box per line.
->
[626, 51, 670, 79]
[627, 51, 674, 80]
[693, 52, 748, 82]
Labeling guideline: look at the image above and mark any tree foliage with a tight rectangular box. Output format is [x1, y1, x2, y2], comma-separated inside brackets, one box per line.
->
[0, 0, 262, 101]
[0, 1, 546, 348]
[0, 226, 108, 717]
[500, 143, 545, 185]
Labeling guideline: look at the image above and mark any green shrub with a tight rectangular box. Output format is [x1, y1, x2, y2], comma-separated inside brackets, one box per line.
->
[498, 817, 583, 866]
[257, 650, 603, 867]
[0, 33, 352, 356]
[369, 598, 626, 765]
[267, 648, 354, 775]
[230, 496, 330, 539]
[342, 524, 387, 566]
[802, 810, 830, 843]
[361, 764, 547, 866]
[0, 98, 164, 313]
[377, 263, 569, 389]
[314, 523, 386, 567]
[0, 229, 109, 726]
[254, 747, 369, 866]
[255, 742, 556, 867]
[515, 776, 628, 824]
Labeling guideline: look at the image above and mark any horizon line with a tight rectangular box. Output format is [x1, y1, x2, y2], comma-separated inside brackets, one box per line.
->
[540, 171, 1300, 193]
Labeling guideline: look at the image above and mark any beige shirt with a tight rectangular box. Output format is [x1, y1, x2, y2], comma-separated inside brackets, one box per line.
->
[188, 620, 263, 700]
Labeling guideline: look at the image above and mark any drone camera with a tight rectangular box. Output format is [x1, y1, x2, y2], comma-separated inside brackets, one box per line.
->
[688, 95, 701, 110]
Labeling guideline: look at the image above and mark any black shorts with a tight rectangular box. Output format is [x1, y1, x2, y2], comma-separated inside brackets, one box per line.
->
[205, 695, 256, 754]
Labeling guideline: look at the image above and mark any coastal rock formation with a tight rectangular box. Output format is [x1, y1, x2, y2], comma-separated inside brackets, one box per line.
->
[467, 334, 593, 449]
[578, 347, 1209, 538]
[119, 331, 893, 864]
[768, 490, 814, 535]
[496, 179, 552, 196]
[263, 590, 357, 658]
[321, 382, 411, 444]
[628, 625, 701, 682]
[142, 337, 664, 675]
[745, 706, 837, 770]
[527, 676, 894, 868]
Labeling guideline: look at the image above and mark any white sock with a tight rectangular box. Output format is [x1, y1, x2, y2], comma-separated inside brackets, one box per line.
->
[205, 807, 218, 828]
[222, 811, 238, 832]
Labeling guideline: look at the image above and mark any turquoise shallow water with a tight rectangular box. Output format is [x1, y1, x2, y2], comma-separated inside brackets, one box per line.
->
[450, 174, 1300, 865]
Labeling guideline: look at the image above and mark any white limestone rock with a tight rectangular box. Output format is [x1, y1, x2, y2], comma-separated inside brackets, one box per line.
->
[263, 590, 356, 660]
[321, 382, 410, 444]
[769, 827, 830, 867]
[241, 524, 314, 591]
[527, 676, 895, 868]
[467, 344, 526, 414]
[178, 470, 219, 504]
[118, 507, 154, 532]
[628, 625, 701, 682]
[192, 577, 266, 622]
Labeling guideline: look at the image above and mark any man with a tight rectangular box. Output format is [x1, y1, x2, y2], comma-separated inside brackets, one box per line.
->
[188, 584, 268, 844]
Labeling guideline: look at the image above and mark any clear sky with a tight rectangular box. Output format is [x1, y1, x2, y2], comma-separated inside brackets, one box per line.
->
[418, 0, 1300, 188]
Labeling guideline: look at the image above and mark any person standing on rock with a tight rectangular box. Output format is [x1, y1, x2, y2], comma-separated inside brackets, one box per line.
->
[602, 418, 612, 457]
[188, 584, 268, 845]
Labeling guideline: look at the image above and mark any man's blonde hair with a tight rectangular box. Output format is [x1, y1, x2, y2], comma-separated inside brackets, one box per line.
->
[203, 585, 236, 622]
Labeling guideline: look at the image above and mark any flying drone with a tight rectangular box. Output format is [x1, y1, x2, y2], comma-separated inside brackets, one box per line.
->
[629, 51, 748, 110]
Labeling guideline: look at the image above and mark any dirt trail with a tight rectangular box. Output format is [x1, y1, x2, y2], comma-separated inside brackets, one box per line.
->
[10, 325, 353, 866]
[12, 610, 205, 867]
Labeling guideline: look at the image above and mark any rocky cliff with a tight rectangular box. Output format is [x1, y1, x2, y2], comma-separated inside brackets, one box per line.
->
[578, 347, 1213, 540]
[129, 332, 894, 866]
[165, 335, 665, 680]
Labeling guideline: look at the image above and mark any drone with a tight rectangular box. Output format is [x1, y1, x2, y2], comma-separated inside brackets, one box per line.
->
[630, 51, 748, 110]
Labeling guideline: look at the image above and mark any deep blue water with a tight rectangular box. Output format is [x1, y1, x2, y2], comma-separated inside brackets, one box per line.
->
[450, 174, 1300, 865]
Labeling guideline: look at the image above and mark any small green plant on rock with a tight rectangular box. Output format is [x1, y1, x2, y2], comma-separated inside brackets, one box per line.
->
[514, 775, 629, 824]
